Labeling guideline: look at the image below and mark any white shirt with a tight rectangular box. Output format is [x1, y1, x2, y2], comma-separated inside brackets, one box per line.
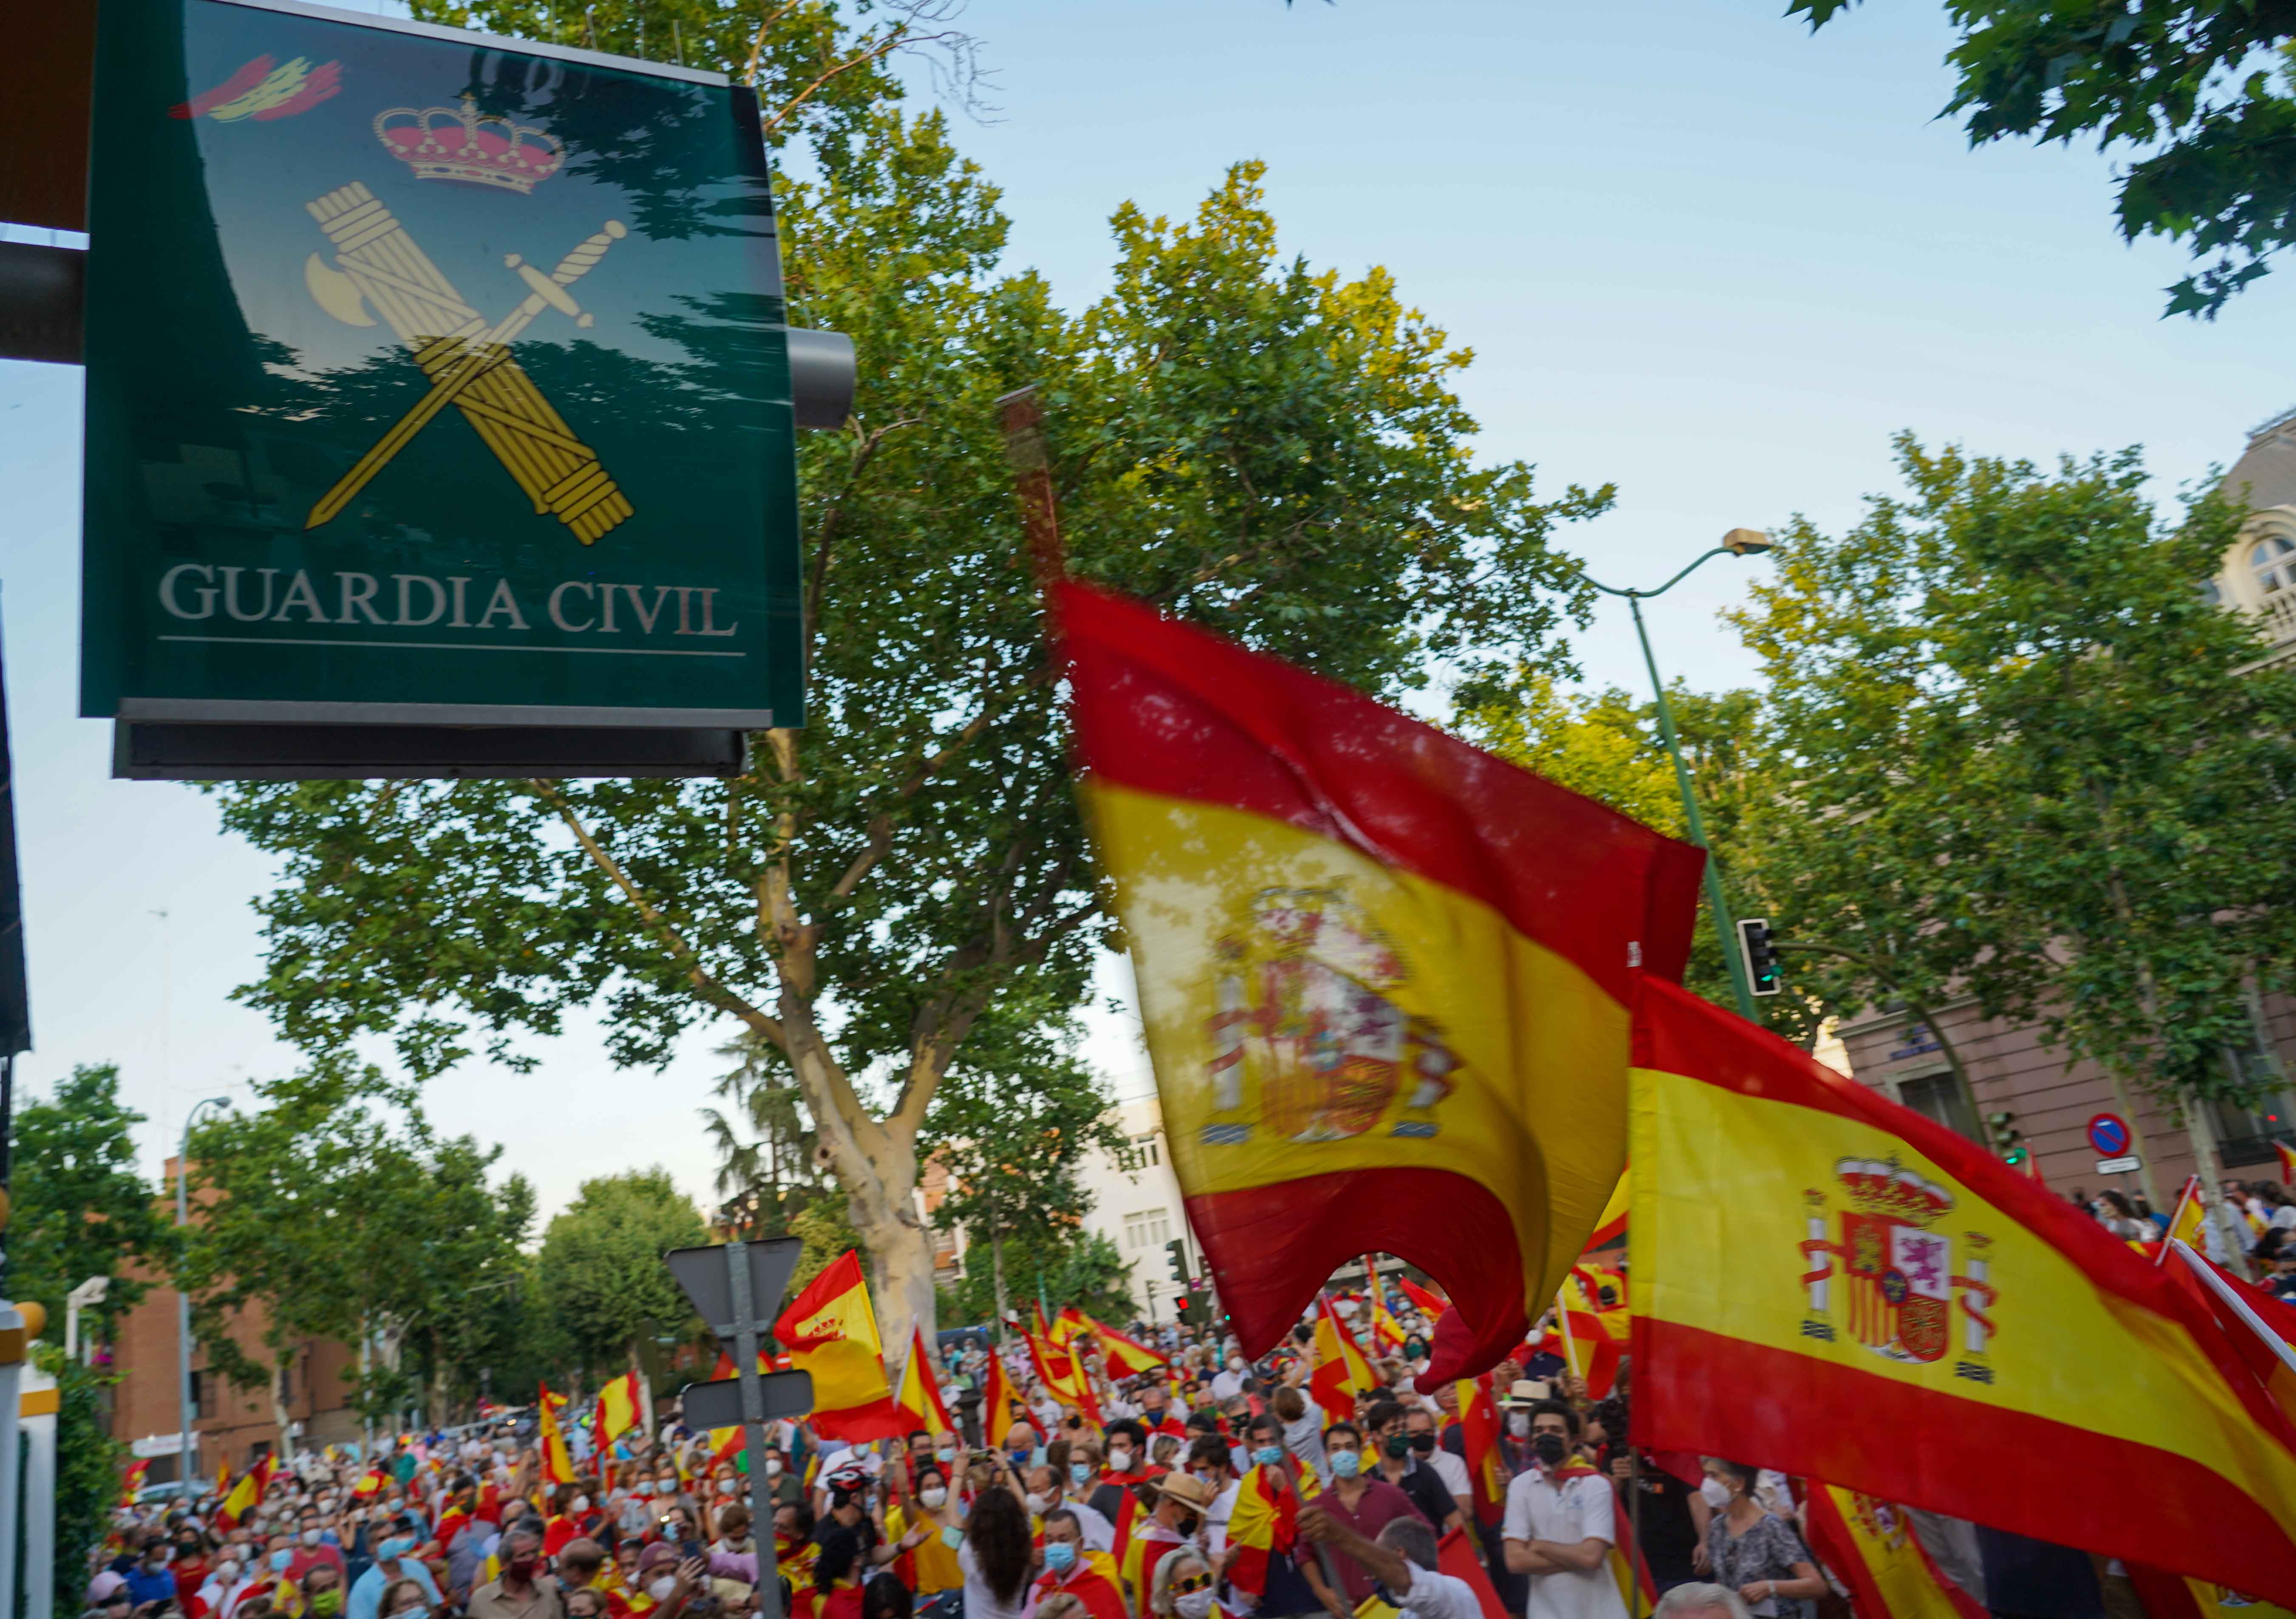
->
[1205, 1479, 1241, 1554]
[1210, 1370, 1246, 1401]
[960, 1538, 1032, 1619]
[1059, 1496, 1118, 1554]
[1282, 1398, 1328, 1480]
[1502, 1469, 1627, 1619]
[1393, 1566, 1486, 1619]
[1423, 1446, 1470, 1502]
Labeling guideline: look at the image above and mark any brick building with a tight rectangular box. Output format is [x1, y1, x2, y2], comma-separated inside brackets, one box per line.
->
[107, 1158, 362, 1482]
[1835, 415, 2296, 1213]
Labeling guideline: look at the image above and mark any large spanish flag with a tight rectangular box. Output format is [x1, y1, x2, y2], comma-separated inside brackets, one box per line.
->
[775, 1249, 907, 1442]
[1802, 1485, 1984, 1619]
[1062, 583, 1704, 1380]
[1630, 974, 2296, 1602]
[595, 1370, 643, 1444]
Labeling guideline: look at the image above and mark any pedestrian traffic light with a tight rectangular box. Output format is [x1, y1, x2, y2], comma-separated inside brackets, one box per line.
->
[1987, 1110, 2027, 1165]
[1165, 1238, 1188, 1284]
[1736, 918, 1783, 997]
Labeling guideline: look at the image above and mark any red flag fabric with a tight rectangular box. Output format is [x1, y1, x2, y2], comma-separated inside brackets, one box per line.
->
[1063, 582, 1704, 1386]
[1437, 1527, 1510, 1619]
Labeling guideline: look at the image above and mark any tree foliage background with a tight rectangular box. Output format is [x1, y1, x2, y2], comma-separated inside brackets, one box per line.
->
[9, 1065, 165, 1339]
[217, 0, 1615, 1350]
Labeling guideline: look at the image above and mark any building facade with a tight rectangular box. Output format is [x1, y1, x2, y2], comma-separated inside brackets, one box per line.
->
[1834, 415, 2296, 1211]
[1072, 1094, 1200, 1327]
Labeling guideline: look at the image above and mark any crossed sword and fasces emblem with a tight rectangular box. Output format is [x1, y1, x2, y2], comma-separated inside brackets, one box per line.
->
[301, 181, 633, 541]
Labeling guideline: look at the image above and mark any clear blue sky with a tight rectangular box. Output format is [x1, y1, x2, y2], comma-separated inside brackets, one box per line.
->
[6, 0, 2291, 1220]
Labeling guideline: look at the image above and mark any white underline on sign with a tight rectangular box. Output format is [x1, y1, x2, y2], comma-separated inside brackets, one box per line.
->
[157, 634, 747, 660]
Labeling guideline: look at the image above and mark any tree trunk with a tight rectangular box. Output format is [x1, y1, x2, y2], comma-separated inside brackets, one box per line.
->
[990, 1206, 1009, 1346]
[2182, 1093, 2254, 1280]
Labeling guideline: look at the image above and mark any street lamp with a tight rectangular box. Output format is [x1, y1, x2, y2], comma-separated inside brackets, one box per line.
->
[1583, 529, 1773, 1019]
[64, 1276, 109, 1365]
[177, 1096, 231, 1489]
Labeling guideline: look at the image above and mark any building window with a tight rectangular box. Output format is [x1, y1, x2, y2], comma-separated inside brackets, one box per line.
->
[1895, 1072, 1982, 1144]
[278, 1361, 294, 1403]
[2254, 535, 2296, 594]
[189, 1370, 217, 1420]
[1122, 1208, 1171, 1250]
[1115, 1132, 1161, 1172]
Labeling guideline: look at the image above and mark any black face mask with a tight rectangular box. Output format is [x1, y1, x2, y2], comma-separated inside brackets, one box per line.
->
[1532, 1433, 1569, 1466]
[1408, 1434, 1436, 1457]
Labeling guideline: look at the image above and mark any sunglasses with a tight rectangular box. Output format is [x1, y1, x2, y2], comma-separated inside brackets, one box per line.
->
[1172, 1574, 1214, 1596]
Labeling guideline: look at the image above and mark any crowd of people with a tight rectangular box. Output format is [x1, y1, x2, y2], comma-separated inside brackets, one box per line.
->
[83, 1292, 1946, 1619]
[2082, 1177, 2296, 1296]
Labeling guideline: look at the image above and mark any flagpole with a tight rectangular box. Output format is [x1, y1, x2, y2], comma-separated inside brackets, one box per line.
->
[2168, 1239, 2296, 1376]
[1553, 1295, 1581, 1384]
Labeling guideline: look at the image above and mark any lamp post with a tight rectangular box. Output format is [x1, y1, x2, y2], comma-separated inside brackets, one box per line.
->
[64, 1276, 108, 1364]
[176, 1096, 230, 1489]
[1583, 529, 1772, 1019]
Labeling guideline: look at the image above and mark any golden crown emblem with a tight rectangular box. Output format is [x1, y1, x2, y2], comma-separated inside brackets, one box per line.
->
[1834, 1156, 1954, 1228]
[372, 96, 565, 194]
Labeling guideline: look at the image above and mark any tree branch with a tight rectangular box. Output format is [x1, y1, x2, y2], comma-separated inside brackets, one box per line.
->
[527, 780, 787, 1048]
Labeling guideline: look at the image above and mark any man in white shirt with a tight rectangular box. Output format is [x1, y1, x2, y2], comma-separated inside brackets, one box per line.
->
[1299, 1505, 1483, 1619]
[1501, 1402, 1626, 1619]
[1209, 1352, 1251, 1402]
[1406, 1408, 1472, 1525]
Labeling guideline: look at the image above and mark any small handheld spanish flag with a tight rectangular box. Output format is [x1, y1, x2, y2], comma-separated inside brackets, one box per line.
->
[2277, 1139, 2295, 1186]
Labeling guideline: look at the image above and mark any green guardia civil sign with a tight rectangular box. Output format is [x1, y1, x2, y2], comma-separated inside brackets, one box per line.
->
[82, 0, 803, 730]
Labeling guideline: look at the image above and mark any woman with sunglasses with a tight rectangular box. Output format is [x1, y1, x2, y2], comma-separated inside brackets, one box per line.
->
[1147, 1548, 1221, 1619]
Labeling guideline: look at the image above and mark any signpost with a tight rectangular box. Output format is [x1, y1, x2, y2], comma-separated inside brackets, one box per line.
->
[2087, 1113, 2132, 1158]
[79, 0, 850, 778]
[665, 1237, 810, 1619]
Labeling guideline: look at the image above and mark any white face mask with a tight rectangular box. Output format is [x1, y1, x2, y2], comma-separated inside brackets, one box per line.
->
[920, 1488, 948, 1509]
[572, 1496, 590, 1513]
[1177, 1591, 1217, 1619]
[648, 1578, 678, 1602]
[1505, 1414, 1531, 1438]
[1700, 1477, 1732, 1510]
[302, 1528, 323, 1546]
[764, 1459, 784, 1477]
[1107, 1449, 1133, 1472]
[1022, 1492, 1048, 1514]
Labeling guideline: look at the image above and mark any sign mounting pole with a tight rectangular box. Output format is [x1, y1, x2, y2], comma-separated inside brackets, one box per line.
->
[725, 1239, 780, 1619]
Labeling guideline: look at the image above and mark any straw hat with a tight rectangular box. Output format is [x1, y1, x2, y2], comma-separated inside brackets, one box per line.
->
[1142, 1470, 1217, 1511]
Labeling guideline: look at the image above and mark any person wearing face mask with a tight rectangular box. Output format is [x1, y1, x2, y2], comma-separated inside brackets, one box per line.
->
[1362, 1401, 1461, 1540]
[1024, 1464, 1113, 1554]
[1181, 1438, 1239, 1557]
[1403, 1409, 1472, 1528]
[883, 1465, 965, 1619]
[123, 1537, 180, 1607]
[169, 1528, 215, 1607]
[465, 1525, 565, 1619]
[1500, 1401, 1626, 1619]
[1304, 1424, 1427, 1619]
[1033, 1508, 1128, 1619]
[294, 1562, 349, 1619]
[289, 1509, 350, 1585]
[345, 1514, 441, 1619]
[1698, 1463, 1823, 1619]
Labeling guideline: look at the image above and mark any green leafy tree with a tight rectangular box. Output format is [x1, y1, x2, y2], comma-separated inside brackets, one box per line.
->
[1728, 434, 2296, 1214]
[535, 1169, 708, 1387]
[212, 0, 1609, 1357]
[919, 996, 1121, 1333]
[940, 1224, 1133, 1332]
[41, 1342, 124, 1612]
[9, 1065, 166, 1337]
[1792, 2, 2296, 316]
[183, 1065, 535, 1431]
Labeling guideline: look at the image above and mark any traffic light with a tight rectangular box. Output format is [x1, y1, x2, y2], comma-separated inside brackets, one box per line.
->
[1987, 1110, 2028, 1166]
[1736, 919, 1783, 997]
[1165, 1238, 1189, 1284]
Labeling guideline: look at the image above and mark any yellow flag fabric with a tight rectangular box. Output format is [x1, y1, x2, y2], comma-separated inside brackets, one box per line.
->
[775, 1248, 905, 1441]
[1630, 974, 2296, 1605]
[1063, 582, 1704, 1382]
[1804, 1484, 1983, 1619]
[537, 1389, 575, 1485]
[596, 1370, 643, 1442]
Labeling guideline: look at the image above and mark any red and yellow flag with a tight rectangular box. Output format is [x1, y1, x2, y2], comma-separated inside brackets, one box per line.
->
[1456, 1377, 1506, 1528]
[2129, 1563, 2296, 1619]
[895, 1325, 957, 1437]
[1583, 1168, 1630, 1253]
[776, 1249, 906, 1442]
[2161, 1176, 2207, 1262]
[538, 1385, 575, 1485]
[1308, 1294, 1375, 1420]
[595, 1370, 643, 1443]
[120, 1458, 149, 1506]
[1025, 1319, 1101, 1422]
[215, 1453, 273, 1529]
[979, 1348, 1022, 1444]
[2277, 1141, 2295, 1186]
[1630, 973, 2296, 1604]
[1803, 1484, 1985, 1619]
[1223, 1463, 1305, 1599]
[1062, 582, 1703, 1382]
[1396, 1275, 1447, 1319]
[1082, 1312, 1169, 1378]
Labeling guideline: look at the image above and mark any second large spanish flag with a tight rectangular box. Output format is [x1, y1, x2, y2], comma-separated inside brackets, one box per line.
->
[1062, 583, 1704, 1380]
[1630, 974, 2296, 1602]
